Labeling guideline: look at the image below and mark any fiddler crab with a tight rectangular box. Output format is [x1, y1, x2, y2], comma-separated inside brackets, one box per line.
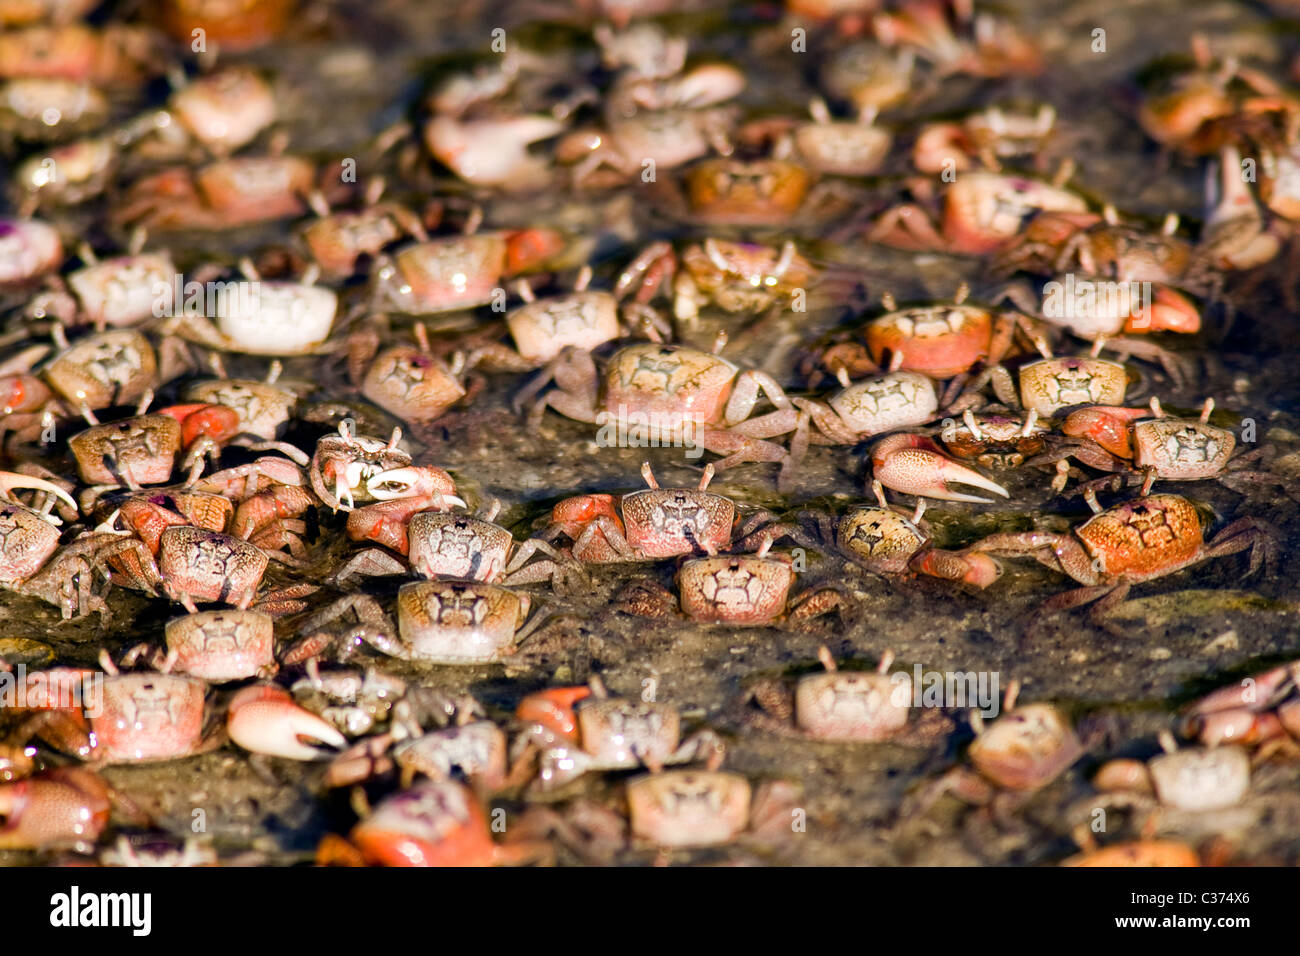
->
[523, 336, 799, 481]
[908, 679, 1083, 819]
[512, 676, 725, 791]
[1181, 660, 1300, 762]
[1044, 397, 1273, 496]
[737, 646, 955, 743]
[965, 488, 1275, 636]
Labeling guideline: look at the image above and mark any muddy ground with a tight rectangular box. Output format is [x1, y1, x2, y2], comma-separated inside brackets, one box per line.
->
[2, 0, 1300, 865]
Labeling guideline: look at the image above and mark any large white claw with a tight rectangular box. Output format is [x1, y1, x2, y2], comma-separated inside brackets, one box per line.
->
[227, 685, 346, 761]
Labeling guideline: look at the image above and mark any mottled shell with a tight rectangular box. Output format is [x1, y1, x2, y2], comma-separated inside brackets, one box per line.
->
[395, 579, 525, 664]
[507, 291, 620, 365]
[601, 344, 738, 433]
[1132, 419, 1234, 480]
[361, 345, 466, 424]
[677, 554, 792, 624]
[1075, 494, 1202, 580]
[376, 235, 506, 314]
[836, 506, 926, 573]
[626, 769, 751, 848]
[44, 329, 156, 409]
[165, 609, 274, 681]
[184, 378, 295, 440]
[214, 281, 337, 355]
[621, 487, 734, 557]
[0, 502, 61, 584]
[407, 514, 512, 582]
[157, 527, 268, 605]
[1017, 356, 1126, 417]
[829, 371, 938, 436]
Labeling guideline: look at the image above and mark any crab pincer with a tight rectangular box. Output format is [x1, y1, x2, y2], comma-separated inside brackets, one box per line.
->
[871, 434, 1010, 503]
[227, 685, 347, 761]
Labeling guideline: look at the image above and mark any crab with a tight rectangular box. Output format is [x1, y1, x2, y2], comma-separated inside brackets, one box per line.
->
[616, 238, 816, 328]
[27, 651, 343, 764]
[1042, 397, 1274, 496]
[777, 481, 1002, 585]
[316, 780, 551, 866]
[118, 65, 276, 159]
[0, 766, 111, 852]
[25, 233, 176, 330]
[966, 488, 1275, 635]
[157, 0, 295, 53]
[907, 679, 1083, 819]
[913, 103, 1057, 175]
[618, 537, 857, 626]
[938, 408, 1050, 470]
[1180, 660, 1300, 762]
[291, 578, 549, 666]
[163, 608, 276, 682]
[0, 76, 108, 144]
[113, 154, 318, 232]
[511, 464, 786, 584]
[650, 156, 854, 229]
[368, 232, 506, 315]
[0, 470, 119, 619]
[624, 769, 799, 851]
[871, 0, 1043, 79]
[0, 215, 62, 289]
[12, 135, 118, 212]
[182, 362, 300, 441]
[523, 339, 799, 479]
[356, 323, 469, 426]
[1135, 33, 1298, 157]
[468, 266, 666, 374]
[762, 97, 893, 177]
[820, 40, 918, 118]
[737, 645, 955, 742]
[40, 328, 159, 420]
[867, 168, 1089, 256]
[308, 421, 412, 512]
[339, 464, 465, 566]
[298, 177, 429, 278]
[812, 284, 1023, 382]
[513, 676, 725, 790]
[1088, 730, 1252, 818]
[0, 22, 161, 88]
[158, 260, 339, 357]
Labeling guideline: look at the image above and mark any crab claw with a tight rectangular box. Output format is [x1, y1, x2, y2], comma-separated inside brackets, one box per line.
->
[366, 466, 465, 510]
[0, 471, 78, 515]
[872, 435, 1009, 503]
[227, 685, 346, 761]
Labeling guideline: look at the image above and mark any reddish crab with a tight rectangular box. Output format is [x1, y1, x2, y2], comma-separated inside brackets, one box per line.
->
[1044, 397, 1270, 496]
[966, 489, 1275, 634]
[872, 0, 1043, 79]
[913, 103, 1057, 175]
[651, 157, 853, 229]
[317, 780, 550, 866]
[1181, 660, 1300, 762]
[514, 463, 783, 582]
[868, 168, 1088, 256]
[909, 680, 1083, 816]
[0, 216, 62, 289]
[357, 323, 469, 426]
[620, 538, 852, 626]
[513, 677, 725, 790]
[523, 338, 798, 478]
[113, 155, 318, 232]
